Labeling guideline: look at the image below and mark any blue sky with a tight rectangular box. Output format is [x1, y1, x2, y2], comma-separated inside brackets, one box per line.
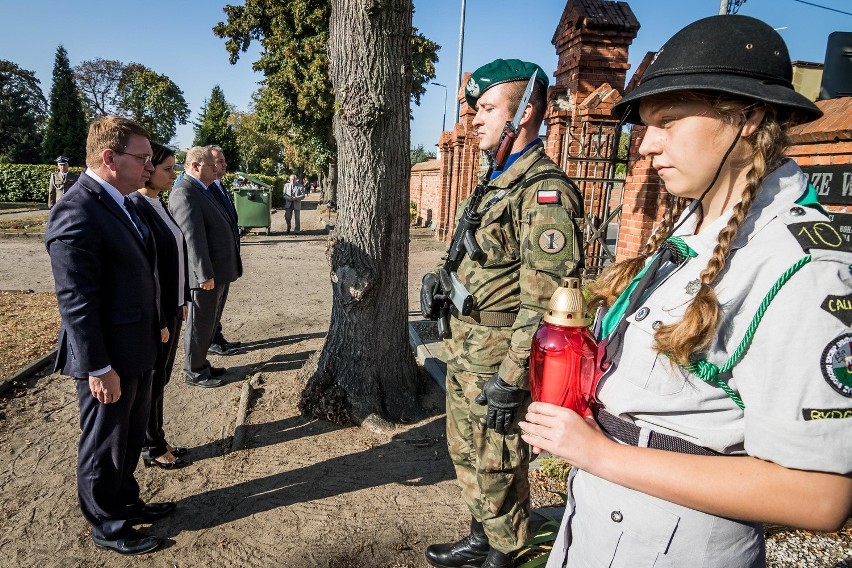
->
[0, 0, 848, 159]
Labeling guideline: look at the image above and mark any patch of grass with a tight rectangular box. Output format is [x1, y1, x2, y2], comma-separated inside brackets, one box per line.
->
[538, 456, 572, 483]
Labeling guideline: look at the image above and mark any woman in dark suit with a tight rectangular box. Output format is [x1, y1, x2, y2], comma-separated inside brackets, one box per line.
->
[130, 142, 190, 469]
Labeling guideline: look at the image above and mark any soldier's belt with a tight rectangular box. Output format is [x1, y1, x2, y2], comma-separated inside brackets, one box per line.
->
[450, 307, 518, 327]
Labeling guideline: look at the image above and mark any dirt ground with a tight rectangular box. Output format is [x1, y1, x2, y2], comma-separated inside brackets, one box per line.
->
[0, 194, 848, 567]
[0, 195, 560, 568]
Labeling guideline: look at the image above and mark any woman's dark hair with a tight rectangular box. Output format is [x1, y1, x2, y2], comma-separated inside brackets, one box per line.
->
[144, 142, 177, 189]
[151, 141, 176, 167]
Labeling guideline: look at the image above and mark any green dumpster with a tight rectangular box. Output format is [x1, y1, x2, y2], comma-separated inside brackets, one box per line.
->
[232, 173, 272, 235]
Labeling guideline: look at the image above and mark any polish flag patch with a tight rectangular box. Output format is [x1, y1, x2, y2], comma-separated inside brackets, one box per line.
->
[537, 189, 560, 204]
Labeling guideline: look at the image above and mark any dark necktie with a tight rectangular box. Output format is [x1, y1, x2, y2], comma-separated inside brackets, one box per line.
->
[601, 239, 690, 372]
[123, 196, 150, 242]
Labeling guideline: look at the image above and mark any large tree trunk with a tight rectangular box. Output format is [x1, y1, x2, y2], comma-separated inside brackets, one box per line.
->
[299, 0, 418, 429]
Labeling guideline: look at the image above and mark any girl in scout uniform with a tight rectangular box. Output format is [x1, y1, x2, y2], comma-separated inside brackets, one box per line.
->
[519, 15, 852, 567]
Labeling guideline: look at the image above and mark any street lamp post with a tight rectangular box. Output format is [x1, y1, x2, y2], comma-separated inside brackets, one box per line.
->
[431, 82, 448, 133]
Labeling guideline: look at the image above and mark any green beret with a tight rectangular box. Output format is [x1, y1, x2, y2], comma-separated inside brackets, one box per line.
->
[464, 59, 549, 108]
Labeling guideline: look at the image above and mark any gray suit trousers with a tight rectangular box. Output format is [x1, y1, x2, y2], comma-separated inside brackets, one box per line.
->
[184, 284, 225, 380]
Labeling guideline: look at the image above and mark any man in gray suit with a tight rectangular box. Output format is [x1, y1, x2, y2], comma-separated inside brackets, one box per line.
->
[169, 146, 242, 388]
[282, 174, 306, 234]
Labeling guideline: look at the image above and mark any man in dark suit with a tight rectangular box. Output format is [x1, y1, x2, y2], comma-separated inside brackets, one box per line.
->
[207, 145, 241, 356]
[45, 116, 175, 555]
[169, 146, 242, 388]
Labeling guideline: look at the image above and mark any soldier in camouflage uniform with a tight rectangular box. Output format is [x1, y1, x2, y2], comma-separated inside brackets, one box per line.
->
[421, 59, 584, 568]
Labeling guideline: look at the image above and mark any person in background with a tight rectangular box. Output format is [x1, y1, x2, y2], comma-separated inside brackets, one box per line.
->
[45, 115, 174, 555]
[207, 145, 242, 356]
[282, 174, 306, 234]
[129, 142, 190, 470]
[47, 156, 78, 208]
[169, 146, 242, 388]
[520, 16, 852, 568]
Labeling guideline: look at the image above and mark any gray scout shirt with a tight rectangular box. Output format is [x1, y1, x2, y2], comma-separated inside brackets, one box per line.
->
[548, 160, 852, 568]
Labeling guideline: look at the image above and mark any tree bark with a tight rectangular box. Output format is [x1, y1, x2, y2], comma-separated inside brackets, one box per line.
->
[299, 0, 418, 428]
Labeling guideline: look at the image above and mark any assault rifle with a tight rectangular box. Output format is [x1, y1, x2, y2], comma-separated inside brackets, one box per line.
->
[435, 73, 538, 338]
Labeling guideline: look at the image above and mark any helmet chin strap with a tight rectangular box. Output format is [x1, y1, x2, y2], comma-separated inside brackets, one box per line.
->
[668, 117, 748, 237]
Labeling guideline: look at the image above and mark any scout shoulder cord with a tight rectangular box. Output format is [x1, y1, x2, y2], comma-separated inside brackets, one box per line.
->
[683, 254, 813, 410]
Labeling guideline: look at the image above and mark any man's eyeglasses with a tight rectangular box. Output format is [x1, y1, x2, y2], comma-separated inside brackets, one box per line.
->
[114, 150, 153, 164]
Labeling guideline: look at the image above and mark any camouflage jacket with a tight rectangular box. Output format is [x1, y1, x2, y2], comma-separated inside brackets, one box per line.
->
[443, 141, 583, 388]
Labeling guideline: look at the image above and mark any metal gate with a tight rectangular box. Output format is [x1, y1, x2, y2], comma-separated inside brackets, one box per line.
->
[559, 119, 631, 279]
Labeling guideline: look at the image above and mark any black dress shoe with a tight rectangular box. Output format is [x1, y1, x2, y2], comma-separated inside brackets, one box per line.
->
[210, 366, 227, 377]
[169, 446, 188, 457]
[143, 455, 189, 470]
[92, 528, 161, 555]
[425, 518, 490, 568]
[184, 376, 223, 388]
[208, 343, 237, 356]
[129, 502, 176, 524]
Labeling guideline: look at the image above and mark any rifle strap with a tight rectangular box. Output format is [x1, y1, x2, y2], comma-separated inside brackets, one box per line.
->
[451, 306, 518, 327]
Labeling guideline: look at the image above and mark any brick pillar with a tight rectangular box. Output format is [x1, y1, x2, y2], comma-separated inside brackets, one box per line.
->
[616, 126, 667, 259]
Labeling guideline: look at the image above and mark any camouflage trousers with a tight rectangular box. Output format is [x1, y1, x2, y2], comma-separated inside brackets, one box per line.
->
[445, 363, 532, 554]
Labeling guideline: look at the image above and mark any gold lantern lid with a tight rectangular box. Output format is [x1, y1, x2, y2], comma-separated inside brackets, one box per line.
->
[543, 277, 587, 327]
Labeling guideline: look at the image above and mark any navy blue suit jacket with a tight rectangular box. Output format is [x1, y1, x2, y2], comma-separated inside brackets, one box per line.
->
[45, 172, 160, 379]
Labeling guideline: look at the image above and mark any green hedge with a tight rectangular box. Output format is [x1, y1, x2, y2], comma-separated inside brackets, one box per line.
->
[0, 164, 287, 208]
[0, 164, 84, 203]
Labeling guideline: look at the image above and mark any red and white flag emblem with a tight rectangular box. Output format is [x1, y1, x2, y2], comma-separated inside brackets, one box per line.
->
[537, 190, 560, 204]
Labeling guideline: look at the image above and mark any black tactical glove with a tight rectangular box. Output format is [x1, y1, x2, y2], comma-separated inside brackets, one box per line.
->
[474, 374, 526, 434]
[420, 272, 441, 320]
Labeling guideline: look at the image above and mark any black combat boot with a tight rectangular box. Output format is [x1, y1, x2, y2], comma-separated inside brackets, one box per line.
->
[480, 548, 514, 568]
[424, 518, 490, 568]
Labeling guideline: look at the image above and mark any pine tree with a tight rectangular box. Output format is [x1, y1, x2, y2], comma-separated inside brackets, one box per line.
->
[41, 45, 88, 165]
[193, 85, 239, 171]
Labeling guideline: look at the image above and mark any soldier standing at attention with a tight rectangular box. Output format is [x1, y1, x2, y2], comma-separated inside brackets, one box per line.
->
[420, 59, 584, 568]
[48, 156, 78, 208]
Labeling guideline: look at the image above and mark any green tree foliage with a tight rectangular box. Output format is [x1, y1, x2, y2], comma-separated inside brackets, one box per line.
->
[74, 58, 123, 117]
[230, 107, 282, 175]
[42, 45, 88, 165]
[193, 85, 240, 171]
[213, 0, 439, 175]
[410, 144, 436, 166]
[117, 63, 190, 144]
[0, 60, 47, 164]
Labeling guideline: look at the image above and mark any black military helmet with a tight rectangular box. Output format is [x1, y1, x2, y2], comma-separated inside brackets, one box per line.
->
[612, 15, 822, 125]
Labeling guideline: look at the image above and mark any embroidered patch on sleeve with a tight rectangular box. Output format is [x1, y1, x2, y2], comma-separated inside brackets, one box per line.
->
[821, 293, 852, 327]
[538, 228, 567, 254]
[788, 221, 852, 253]
[802, 408, 852, 420]
[537, 189, 560, 205]
[821, 333, 852, 398]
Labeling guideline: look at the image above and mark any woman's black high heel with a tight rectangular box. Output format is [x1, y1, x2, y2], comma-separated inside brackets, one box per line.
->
[143, 455, 189, 469]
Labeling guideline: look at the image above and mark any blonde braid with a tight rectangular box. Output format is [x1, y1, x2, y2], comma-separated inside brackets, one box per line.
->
[654, 111, 788, 365]
[588, 195, 689, 310]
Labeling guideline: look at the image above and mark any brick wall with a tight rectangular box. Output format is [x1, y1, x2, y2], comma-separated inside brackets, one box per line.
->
[409, 159, 441, 227]
[787, 97, 852, 217]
